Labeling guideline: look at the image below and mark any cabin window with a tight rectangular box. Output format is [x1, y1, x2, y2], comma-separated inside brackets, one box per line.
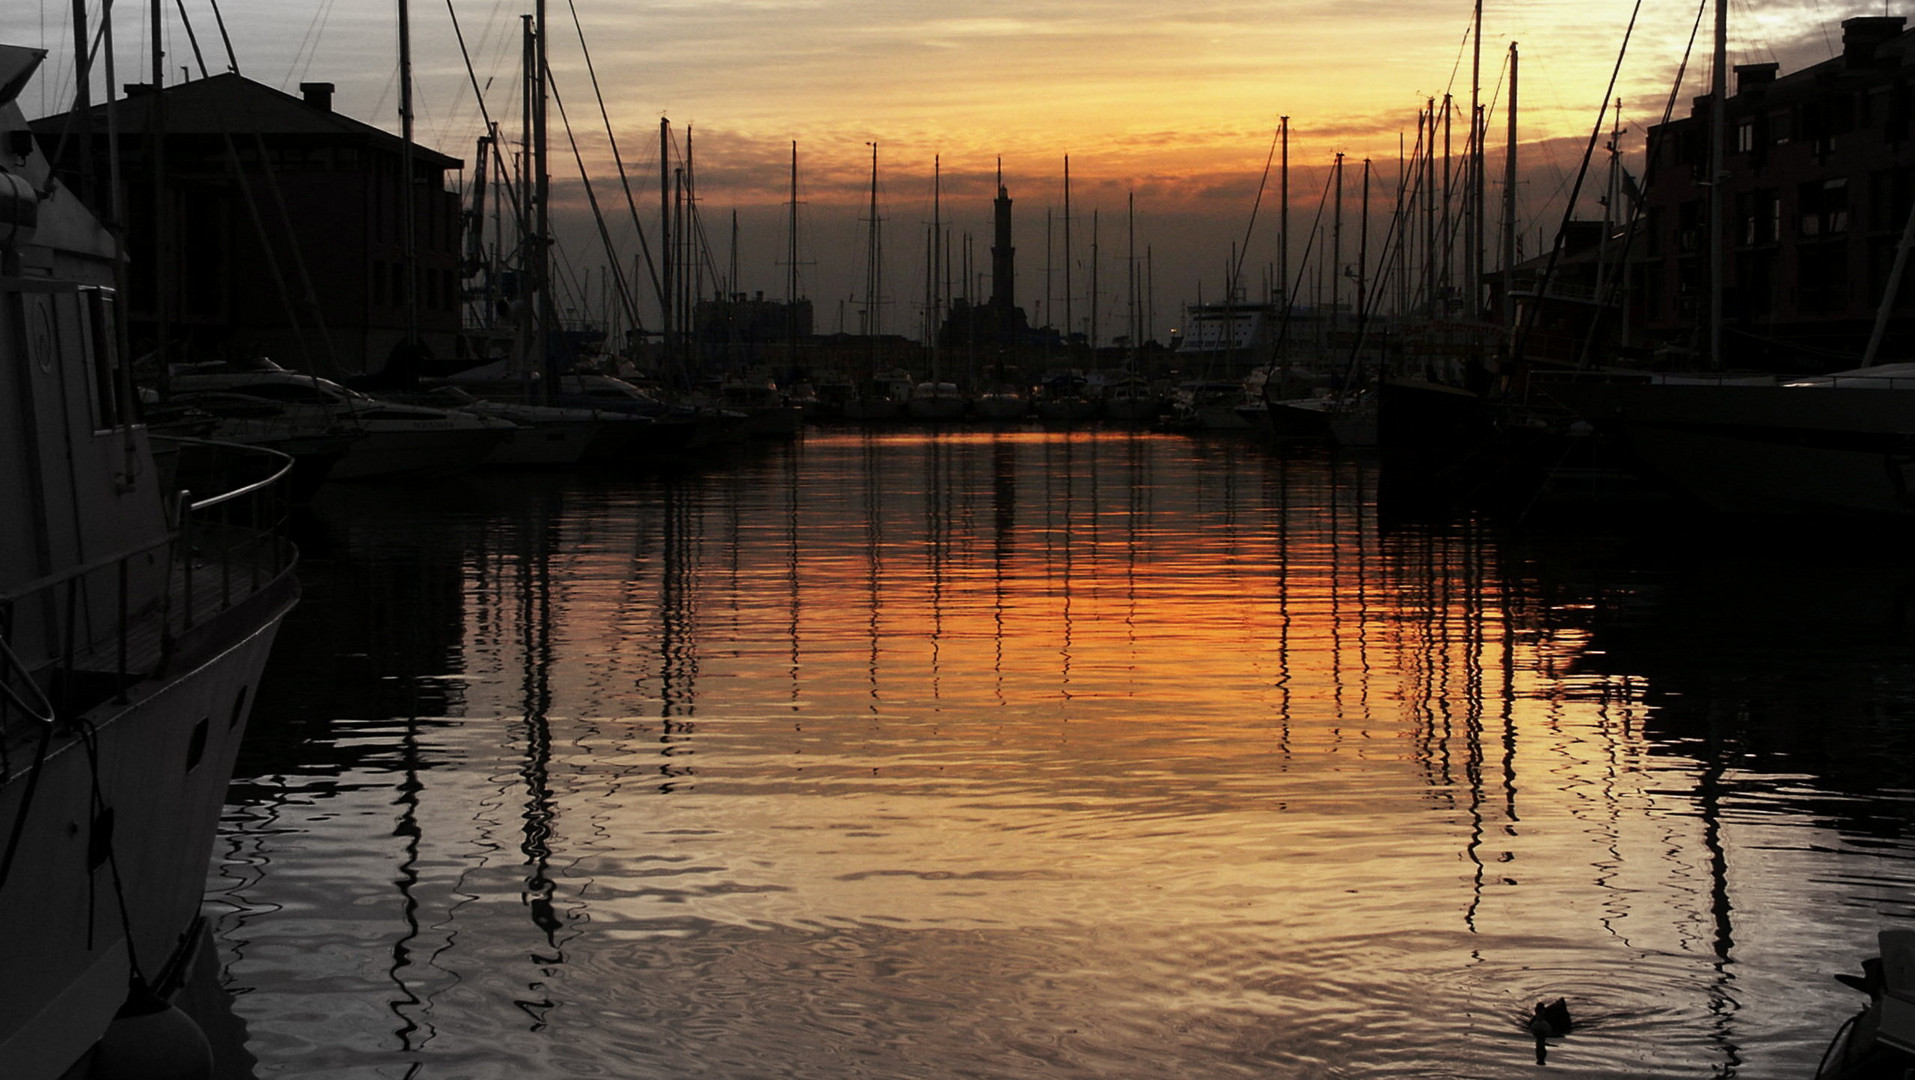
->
[84, 289, 124, 430]
[185, 716, 208, 772]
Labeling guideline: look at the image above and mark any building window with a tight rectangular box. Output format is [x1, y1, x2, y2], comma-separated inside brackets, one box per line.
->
[1798, 243, 1850, 314]
[1800, 178, 1849, 237]
[1735, 119, 1755, 154]
[1871, 166, 1915, 232]
[1678, 200, 1702, 251]
[1738, 189, 1781, 245]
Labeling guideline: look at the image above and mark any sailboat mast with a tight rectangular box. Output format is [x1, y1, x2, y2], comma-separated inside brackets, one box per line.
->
[660, 119, 672, 363]
[1467, 0, 1481, 319]
[1332, 152, 1343, 340]
[786, 140, 799, 367]
[1503, 42, 1519, 336]
[932, 154, 941, 348]
[1358, 158, 1370, 330]
[1279, 116, 1289, 315]
[150, 0, 170, 380]
[1063, 155, 1073, 345]
[1708, 0, 1726, 368]
[1128, 190, 1137, 364]
[69, 0, 92, 206]
[1090, 209, 1099, 353]
[863, 142, 880, 365]
[1423, 100, 1436, 313]
[786, 141, 798, 307]
[530, 1, 555, 390]
[1441, 95, 1453, 312]
[515, 16, 533, 377]
[400, 0, 420, 354]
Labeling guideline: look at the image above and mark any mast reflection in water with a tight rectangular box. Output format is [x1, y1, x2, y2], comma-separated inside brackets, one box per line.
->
[210, 430, 1915, 1078]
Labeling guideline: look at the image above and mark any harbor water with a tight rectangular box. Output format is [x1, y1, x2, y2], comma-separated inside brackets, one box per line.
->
[212, 428, 1915, 1079]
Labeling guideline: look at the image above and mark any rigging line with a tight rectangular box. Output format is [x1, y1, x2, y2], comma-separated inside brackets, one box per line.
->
[1230, 122, 1282, 300]
[440, 0, 530, 256]
[1270, 161, 1339, 360]
[1443, 19, 1473, 103]
[548, 68, 645, 332]
[75, 717, 149, 983]
[284, 0, 334, 92]
[564, 0, 664, 310]
[1575, 0, 1709, 368]
[206, 0, 239, 73]
[171, 0, 208, 78]
[1513, 0, 1643, 368]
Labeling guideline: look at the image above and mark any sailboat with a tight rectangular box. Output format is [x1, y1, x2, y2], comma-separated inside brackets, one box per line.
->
[0, 42, 299, 1077]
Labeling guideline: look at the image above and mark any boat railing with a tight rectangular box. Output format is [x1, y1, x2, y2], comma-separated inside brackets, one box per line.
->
[1783, 373, 1915, 390]
[0, 441, 296, 747]
[166, 438, 298, 639]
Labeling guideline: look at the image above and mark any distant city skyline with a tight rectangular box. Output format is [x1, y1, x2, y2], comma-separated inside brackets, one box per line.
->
[1, 0, 1863, 340]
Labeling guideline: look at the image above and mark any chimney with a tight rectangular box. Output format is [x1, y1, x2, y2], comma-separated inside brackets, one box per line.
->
[1843, 16, 1906, 69]
[1735, 62, 1779, 94]
[299, 82, 335, 112]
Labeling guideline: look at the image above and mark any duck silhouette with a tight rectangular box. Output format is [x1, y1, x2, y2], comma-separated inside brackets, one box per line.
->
[1528, 999, 1572, 1064]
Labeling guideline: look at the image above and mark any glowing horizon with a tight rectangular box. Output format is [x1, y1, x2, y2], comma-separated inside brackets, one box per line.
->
[0, 0, 1872, 330]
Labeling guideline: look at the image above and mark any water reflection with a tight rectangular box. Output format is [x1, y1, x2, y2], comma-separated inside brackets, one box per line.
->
[210, 431, 1915, 1079]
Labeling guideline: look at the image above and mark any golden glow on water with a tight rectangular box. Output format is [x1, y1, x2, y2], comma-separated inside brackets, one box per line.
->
[216, 431, 1915, 1078]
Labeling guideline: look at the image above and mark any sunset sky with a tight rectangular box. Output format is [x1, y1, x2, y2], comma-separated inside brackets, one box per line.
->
[1, 0, 1872, 338]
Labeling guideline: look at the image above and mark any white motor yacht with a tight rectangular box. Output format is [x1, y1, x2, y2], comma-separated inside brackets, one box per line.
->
[168, 361, 513, 480]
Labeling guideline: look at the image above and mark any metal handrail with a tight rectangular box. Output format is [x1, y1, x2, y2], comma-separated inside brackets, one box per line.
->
[1, 437, 295, 714]
[174, 439, 295, 513]
[0, 536, 171, 607]
[0, 635, 56, 725]
[1, 441, 292, 606]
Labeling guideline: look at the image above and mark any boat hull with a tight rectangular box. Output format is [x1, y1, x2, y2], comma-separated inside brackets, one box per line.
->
[330, 425, 510, 480]
[0, 579, 295, 1080]
[1546, 379, 1915, 516]
[482, 418, 603, 467]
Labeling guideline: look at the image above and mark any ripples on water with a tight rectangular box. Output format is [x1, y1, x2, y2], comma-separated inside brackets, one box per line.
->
[213, 430, 1915, 1078]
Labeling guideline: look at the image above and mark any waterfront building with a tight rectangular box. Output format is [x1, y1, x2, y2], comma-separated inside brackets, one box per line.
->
[32, 74, 464, 378]
[1631, 15, 1915, 369]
